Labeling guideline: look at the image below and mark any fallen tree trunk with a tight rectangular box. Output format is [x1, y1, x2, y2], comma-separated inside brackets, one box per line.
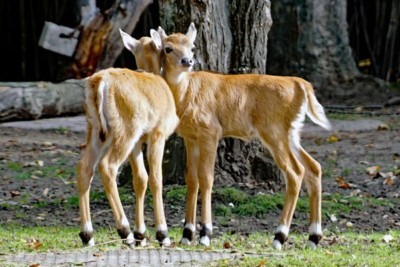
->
[0, 80, 85, 122]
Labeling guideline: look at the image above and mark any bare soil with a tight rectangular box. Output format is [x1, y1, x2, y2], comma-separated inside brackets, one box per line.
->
[0, 112, 399, 242]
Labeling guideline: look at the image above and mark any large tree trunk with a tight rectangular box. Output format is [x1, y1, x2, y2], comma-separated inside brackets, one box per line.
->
[267, 0, 388, 105]
[153, 0, 282, 188]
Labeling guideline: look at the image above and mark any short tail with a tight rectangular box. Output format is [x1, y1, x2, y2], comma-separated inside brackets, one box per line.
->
[86, 75, 108, 142]
[304, 83, 331, 130]
[97, 79, 108, 142]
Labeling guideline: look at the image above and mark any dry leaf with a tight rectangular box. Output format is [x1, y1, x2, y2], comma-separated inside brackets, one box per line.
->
[93, 253, 103, 257]
[223, 241, 232, 249]
[42, 141, 53, 147]
[42, 188, 49, 197]
[336, 177, 350, 189]
[366, 166, 381, 176]
[377, 123, 389, 131]
[36, 160, 44, 167]
[327, 135, 339, 143]
[257, 258, 268, 267]
[29, 264, 40, 267]
[10, 190, 20, 197]
[329, 214, 337, 222]
[328, 237, 338, 245]
[383, 176, 394, 186]
[26, 238, 43, 250]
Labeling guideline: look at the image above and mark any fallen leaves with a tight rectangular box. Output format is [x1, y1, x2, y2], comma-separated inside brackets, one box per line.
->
[336, 177, 350, 189]
[25, 238, 43, 250]
[10, 190, 20, 197]
[377, 123, 390, 131]
[223, 241, 232, 249]
[326, 135, 340, 143]
[257, 258, 268, 267]
[365, 165, 397, 186]
[366, 166, 381, 176]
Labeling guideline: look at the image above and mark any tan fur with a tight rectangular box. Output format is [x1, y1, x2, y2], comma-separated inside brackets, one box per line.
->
[157, 26, 330, 247]
[77, 33, 178, 246]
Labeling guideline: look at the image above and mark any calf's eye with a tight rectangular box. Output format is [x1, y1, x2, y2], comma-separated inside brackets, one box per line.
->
[165, 47, 173, 54]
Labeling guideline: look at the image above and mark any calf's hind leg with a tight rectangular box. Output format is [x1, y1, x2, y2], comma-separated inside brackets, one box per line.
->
[98, 136, 140, 246]
[147, 130, 171, 246]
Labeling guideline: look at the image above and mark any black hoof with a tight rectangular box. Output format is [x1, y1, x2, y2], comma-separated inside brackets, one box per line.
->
[79, 231, 93, 245]
[182, 227, 195, 242]
[308, 234, 322, 245]
[134, 231, 146, 246]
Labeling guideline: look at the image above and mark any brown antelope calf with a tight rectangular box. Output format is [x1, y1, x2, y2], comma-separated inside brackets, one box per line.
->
[77, 30, 179, 247]
[149, 24, 331, 250]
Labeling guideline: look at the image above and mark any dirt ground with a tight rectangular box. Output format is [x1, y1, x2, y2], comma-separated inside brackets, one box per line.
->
[0, 110, 399, 242]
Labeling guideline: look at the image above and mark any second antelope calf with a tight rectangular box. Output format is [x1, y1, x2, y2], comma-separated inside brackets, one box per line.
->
[150, 24, 331, 250]
[77, 30, 179, 247]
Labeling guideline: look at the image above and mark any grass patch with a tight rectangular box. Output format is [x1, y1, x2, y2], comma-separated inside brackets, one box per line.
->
[0, 225, 399, 266]
[7, 162, 23, 171]
[213, 187, 399, 219]
[165, 185, 187, 202]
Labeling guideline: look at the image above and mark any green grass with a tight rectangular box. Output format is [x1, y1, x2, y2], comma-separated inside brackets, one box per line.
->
[212, 230, 400, 266]
[213, 187, 400, 219]
[0, 225, 399, 266]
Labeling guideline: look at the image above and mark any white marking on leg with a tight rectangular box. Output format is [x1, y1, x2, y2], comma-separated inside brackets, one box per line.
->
[180, 238, 191, 245]
[81, 221, 93, 233]
[156, 223, 171, 246]
[307, 222, 322, 249]
[272, 239, 282, 250]
[199, 223, 212, 246]
[157, 223, 168, 232]
[272, 224, 289, 250]
[309, 223, 322, 236]
[184, 223, 196, 232]
[199, 236, 210, 246]
[275, 224, 289, 236]
[125, 232, 134, 245]
[134, 224, 146, 234]
[120, 216, 130, 228]
[202, 223, 213, 234]
[162, 237, 171, 246]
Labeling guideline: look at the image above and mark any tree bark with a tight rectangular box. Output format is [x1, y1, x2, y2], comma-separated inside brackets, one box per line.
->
[154, 0, 282, 188]
[268, 0, 359, 83]
[0, 80, 84, 122]
[70, 0, 153, 78]
[267, 0, 389, 105]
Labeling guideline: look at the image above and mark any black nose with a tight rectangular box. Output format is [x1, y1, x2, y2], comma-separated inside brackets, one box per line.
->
[181, 58, 194, 67]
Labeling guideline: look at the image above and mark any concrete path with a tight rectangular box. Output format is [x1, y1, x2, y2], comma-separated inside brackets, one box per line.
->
[0, 115, 385, 133]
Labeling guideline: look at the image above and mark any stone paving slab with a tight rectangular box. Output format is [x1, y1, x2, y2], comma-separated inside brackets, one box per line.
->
[0, 248, 245, 267]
